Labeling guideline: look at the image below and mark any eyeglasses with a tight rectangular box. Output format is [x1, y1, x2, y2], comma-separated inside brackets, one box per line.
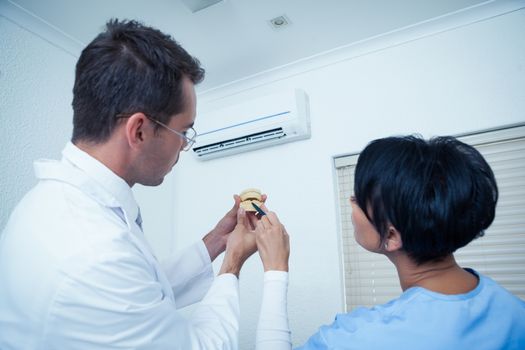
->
[146, 117, 197, 151]
[116, 113, 197, 151]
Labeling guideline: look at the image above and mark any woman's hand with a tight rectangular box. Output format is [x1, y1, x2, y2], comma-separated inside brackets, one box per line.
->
[255, 204, 290, 272]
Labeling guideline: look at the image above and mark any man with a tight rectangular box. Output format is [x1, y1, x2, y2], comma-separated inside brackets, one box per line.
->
[0, 19, 290, 349]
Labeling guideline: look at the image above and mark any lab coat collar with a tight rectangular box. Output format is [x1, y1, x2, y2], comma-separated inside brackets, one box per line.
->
[59, 141, 140, 223]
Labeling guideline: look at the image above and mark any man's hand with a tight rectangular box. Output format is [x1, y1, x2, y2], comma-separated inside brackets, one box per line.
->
[219, 207, 258, 277]
[203, 194, 266, 261]
[255, 204, 290, 272]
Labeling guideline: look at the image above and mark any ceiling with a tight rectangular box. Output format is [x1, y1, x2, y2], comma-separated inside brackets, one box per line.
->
[10, 0, 490, 91]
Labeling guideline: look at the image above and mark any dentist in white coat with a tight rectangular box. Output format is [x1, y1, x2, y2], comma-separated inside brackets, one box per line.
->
[0, 19, 291, 350]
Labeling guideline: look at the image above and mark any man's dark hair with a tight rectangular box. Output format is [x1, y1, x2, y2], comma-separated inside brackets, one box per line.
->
[72, 19, 205, 143]
[354, 135, 498, 265]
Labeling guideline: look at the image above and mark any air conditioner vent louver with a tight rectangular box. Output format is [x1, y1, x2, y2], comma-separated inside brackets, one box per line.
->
[192, 89, 310, 160]
[194, 128, 285, 157]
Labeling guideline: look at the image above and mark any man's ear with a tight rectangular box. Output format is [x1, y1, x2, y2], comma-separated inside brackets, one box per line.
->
[124, 113, 147, 149]
[384, 225, 403, 252]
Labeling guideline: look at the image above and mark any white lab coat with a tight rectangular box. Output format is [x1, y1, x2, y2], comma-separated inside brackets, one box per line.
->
[0, 143, 240, 349]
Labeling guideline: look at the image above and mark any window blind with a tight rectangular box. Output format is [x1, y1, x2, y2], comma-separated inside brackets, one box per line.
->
[335, 125, 525, 311]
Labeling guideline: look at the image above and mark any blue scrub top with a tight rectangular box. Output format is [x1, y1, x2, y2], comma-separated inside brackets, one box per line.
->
[297, 270, 525, 350]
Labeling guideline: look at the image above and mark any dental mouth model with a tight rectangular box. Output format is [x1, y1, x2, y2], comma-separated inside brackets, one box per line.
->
[239, 188, 263, 212]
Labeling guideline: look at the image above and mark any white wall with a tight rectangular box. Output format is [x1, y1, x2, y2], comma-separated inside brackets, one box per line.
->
[172, 7, 525, 349]
[0, 13, 76, 230]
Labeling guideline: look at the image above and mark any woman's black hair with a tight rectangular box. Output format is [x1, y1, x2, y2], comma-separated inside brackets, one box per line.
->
[354, 135, 498, 264]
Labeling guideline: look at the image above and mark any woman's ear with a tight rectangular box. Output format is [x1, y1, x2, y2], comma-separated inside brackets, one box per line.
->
[124, 113, 147, 149]
[384, 225, 403, 252]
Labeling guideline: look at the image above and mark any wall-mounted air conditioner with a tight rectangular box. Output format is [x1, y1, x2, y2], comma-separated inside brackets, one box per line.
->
[192, 89, 310, 160]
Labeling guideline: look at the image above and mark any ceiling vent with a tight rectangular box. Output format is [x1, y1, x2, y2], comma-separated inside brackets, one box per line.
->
[268, 15, 292, 30]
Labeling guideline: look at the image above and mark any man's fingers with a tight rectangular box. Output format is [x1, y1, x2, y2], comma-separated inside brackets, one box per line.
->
[246, 212, 259, 230]
[236, 207, 247, 227]
[231, 194, 241, 211]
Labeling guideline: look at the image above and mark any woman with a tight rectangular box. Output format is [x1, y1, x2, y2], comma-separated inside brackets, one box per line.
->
[255, 135, 525, 350]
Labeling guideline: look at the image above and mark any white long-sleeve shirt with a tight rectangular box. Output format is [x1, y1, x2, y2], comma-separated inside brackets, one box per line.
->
[0, 142, 240, 349]
[256, 271, 292, 350]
